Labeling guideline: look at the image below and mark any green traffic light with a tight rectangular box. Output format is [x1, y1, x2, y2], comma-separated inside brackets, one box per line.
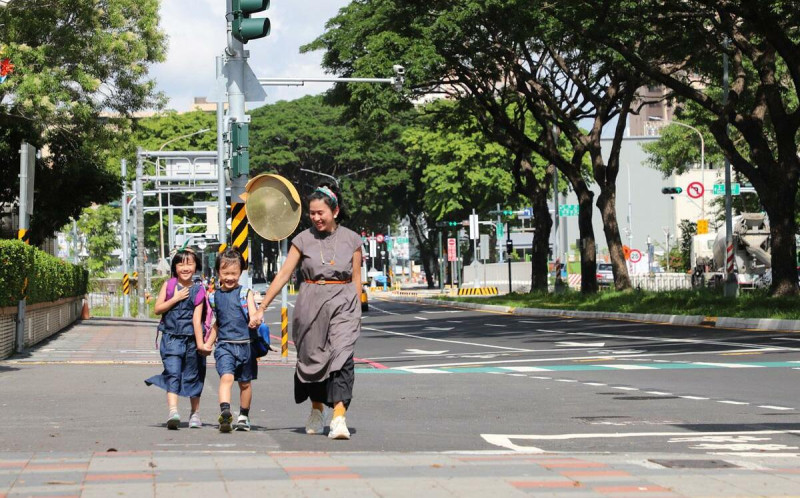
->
[232, 0, 270, 43]
[502, 210, 514, 215]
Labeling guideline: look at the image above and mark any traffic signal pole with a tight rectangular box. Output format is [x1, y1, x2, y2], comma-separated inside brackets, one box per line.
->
[121, 159, 130, 318]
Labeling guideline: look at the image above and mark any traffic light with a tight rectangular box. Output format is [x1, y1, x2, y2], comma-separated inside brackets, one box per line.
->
[502, 210, 514, 215]
[230, 121, 249, 177]
[661, 187, 683, 195]
[232, 0, 270, 44]
[436, 221, 460, 228]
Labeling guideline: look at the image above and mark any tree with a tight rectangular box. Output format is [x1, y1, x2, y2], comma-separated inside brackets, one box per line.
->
[0, 0, 166, 244]
[551, 0, 800, 295]
[304, 0, 641, 293]
[74, 204, 121, 277]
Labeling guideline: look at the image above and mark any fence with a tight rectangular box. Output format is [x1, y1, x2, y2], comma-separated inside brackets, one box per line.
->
[630, 273, 692, 291]
[0, 296, 83, 360]
[86, 290, 155, 318]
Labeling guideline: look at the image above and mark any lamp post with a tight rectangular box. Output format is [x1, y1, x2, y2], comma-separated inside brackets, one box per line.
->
[156, 128, 211, 260]
[649, 116, 705, 220]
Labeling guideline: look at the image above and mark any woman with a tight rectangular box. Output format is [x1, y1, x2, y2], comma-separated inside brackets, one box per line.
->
[252, 184, 363, 439]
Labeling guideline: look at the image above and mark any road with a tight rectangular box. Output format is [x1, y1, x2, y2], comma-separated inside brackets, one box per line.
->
[2, 294, 800, 495]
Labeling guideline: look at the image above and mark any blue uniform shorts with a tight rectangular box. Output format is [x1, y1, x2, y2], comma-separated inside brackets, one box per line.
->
[214, 341, 257, 382]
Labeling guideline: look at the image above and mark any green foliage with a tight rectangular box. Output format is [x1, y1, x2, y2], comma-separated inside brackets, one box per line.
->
[75, 204, 122, 277]
[677, 219, 696, 272]
[0, 240, 87, 307]
[0, 0, 167, 244]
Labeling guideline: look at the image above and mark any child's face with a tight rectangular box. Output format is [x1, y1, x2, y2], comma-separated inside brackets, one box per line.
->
[175, 258, 196, 282]
[218, 262, 242, 290]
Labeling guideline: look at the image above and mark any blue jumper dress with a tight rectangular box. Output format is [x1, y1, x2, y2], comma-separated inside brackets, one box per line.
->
[213, 285, 257, 382]
[145, 283, 207, 397]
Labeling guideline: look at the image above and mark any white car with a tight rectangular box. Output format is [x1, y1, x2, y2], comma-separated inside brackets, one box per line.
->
[596, 263, 614, 287]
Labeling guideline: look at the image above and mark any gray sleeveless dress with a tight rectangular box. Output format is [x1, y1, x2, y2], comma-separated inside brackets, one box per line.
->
[291, 226, 363, 386]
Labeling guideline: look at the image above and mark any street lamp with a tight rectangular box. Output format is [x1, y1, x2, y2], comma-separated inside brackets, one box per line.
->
[156, 128, 212, 261]
[649, 116, 706, 220]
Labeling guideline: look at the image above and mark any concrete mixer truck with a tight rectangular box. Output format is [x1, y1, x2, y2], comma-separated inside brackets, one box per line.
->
[691, 213, 771, 288]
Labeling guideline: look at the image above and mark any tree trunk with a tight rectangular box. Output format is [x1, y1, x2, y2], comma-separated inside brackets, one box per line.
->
[596, 186, 631, 290]
[573, 182, 598, 293]
[760, 183, 799, 296]
[531, 188, 552, 291]
[408, 215, 438, 290]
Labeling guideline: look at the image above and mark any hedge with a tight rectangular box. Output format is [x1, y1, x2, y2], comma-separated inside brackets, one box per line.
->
[0, 239, 88, 307]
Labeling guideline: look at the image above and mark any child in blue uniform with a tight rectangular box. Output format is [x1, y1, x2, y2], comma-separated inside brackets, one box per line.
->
[207, 247, 257, 433]
[145, 249, 212, 429]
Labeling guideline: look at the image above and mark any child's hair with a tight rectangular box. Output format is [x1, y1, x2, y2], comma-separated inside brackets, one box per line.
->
[307, 182, 346, 219]
[170, 248, 202, 278]
[215, 246, 246, 274]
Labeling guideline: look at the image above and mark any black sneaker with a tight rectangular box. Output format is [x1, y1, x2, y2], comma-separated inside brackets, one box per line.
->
[218, 409, 233, 433]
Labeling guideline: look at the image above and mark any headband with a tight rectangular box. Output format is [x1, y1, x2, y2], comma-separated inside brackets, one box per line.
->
[314, 186, 338, 207]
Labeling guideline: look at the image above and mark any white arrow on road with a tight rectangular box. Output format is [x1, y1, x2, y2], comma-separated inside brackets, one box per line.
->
[423, 326, 454, 331]
[555, 341, 606, 347]
[403, 349, 449, 355]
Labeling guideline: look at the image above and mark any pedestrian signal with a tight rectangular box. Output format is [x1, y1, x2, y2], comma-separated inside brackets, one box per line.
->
[232, 0, 271, 44]
[661, 187, 683, 195]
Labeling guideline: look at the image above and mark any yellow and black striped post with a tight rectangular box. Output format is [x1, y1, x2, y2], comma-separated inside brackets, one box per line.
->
[17, 228, 29, 245]
[281, 307, 289, 361]
[230, 202, 248, 260]
[122, 273, 130, 295]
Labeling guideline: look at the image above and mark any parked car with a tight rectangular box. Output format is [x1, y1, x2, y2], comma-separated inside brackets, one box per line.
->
[596, 263, 614, 287]
[361, 282, 369, 312]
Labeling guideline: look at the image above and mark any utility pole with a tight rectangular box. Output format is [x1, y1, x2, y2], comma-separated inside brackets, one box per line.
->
[135, 148, 146, 318]
[216, 55, 227, 254]
[121, 159, 130, 318]
[17, 141, 35, 353]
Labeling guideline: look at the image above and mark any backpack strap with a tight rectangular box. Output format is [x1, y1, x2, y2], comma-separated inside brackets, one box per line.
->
[238, 286, 250, 322]
[165, 277, 178, 300]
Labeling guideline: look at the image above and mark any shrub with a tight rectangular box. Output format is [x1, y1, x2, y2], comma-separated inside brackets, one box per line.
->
[0, 240, 88, 307]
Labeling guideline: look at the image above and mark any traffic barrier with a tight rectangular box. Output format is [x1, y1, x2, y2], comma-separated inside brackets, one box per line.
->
[457, 287, 498, 296]
[81, 300, 90, 319]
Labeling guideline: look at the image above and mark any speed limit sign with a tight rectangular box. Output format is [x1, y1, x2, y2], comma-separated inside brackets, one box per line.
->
[629, 249, 642, 263]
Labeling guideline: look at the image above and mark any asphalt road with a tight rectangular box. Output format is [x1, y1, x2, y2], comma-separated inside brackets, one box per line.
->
[2, 295, 800, 458]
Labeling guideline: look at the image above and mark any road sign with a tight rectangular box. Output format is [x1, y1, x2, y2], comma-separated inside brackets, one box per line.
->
[469, 214, 479, 239]
[558, 204, 579, 217]
[447, 238, 457, 262]
[369, 239, 376, 258]
[496, 222, 504, 238]
[697, 219, 709, 235]
[713, 183, 740, 195]
[687, 181, 704, 199]
[629, 249, 642, 263]
[376, 233, 384, 243]
[521, 207, 533, 217]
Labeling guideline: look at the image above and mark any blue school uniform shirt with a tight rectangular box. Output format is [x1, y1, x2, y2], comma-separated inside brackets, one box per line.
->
[163, 283, 203, 337]
[214, 285, 250, 342]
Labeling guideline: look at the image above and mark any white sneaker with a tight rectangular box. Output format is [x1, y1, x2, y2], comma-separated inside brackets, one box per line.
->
[188, 412, 202, 429]
[327, 415, 350, 440]
[235, 414, 251, 431]
[305, 408, 324, 435]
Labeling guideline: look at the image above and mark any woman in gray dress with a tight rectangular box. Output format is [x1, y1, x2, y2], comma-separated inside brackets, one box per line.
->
[252, 184, 363, 439]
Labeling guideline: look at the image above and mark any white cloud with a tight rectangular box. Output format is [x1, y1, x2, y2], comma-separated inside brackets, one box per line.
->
[149, 0, 349, 111]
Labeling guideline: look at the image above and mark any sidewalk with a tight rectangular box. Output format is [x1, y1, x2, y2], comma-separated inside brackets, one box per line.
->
[3, 450, 800, 497]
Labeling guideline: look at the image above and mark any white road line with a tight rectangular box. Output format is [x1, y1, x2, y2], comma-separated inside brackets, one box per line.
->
[503, 366, 551, 372]
[611, 386, 639, 391]
[581, 323, 645, 329]
[718, 400, 750, 405]
[583, 382, 607, 386]
[421, 310, 464, 314]
[555, 379, 578, 383]
[361, 326, 532, 352]
[530, 376, 552, 380]
[446, 320, 463, 323]
[691, 362, 764, 368]
[680, 396, 709, 400]
[507, 373, 527, 377]
[519, 319, 580, 324]
[596, 364, 656, 370]
[367, 305, 400, 315]
[538, 328, 800, 352]
[758, 405, 795, 411]
[395, 367, 451, 374]
[645, 391, 673, 396]
[414, 316, 429, 321]
[485, 324, 506, 328]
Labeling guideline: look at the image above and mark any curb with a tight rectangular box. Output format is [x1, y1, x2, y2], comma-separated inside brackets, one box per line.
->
[381, 294, 800, 332]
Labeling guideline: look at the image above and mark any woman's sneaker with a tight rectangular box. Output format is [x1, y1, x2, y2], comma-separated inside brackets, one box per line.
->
[305, 408, 324, 435]
[235, 414, 251, 431]
[188, 412, 202, 429]
[167, 411, 180, 430]
[327, 416, 350, 440]
[218, 409, 233, 433]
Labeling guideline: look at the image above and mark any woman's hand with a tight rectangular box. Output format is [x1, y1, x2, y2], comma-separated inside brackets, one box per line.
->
[249, 309, 263, 328]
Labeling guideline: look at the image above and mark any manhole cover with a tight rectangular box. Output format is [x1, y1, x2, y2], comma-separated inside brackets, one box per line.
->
[650, 459, 739, 469]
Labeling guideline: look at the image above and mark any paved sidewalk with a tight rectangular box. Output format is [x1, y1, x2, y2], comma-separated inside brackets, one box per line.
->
[3, 450, 800, 497]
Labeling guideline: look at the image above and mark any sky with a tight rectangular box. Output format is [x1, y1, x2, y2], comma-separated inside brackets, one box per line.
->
[149, 0, 351, 112]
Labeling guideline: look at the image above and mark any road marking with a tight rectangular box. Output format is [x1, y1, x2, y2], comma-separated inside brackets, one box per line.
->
[596, 364, 655, 370]
[611, 386, 639, 391]
[583, 382, 607, 386]
[423, 327, 454, 331]
[485, 324, 507, 328]
[421, 310, 463, 314]
[446, 320, 463, 323]
[504, 367, 551, 372]
[402, 349, 449, 355]
[481, 430, 800, 454]
[758, 405, 795, 411]
[361, 326, 546, 353]
[556, 341, 606, 347]
[680, 396, 709, 400]
[691, 362, 764, 368]
[644, 391, 673, 396]
[717, 400, 749, 405]
[414, 316, 429, 321]
[555, 379, 578, 383]
[367, 305, 400, 315]
[395, 367, 451, 374]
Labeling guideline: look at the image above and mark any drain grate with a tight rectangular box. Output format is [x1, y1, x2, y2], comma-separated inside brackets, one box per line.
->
[650, 459, 739, 469]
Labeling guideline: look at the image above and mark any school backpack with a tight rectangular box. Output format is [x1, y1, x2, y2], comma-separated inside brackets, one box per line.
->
[157, 278, 214, 342]
[209, 286, 270, 358]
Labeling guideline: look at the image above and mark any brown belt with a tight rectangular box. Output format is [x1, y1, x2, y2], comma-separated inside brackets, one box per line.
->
[305, 279, 352, 285]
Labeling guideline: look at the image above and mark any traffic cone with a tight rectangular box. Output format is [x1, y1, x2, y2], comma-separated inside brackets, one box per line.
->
[81, 299, 90, 319]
